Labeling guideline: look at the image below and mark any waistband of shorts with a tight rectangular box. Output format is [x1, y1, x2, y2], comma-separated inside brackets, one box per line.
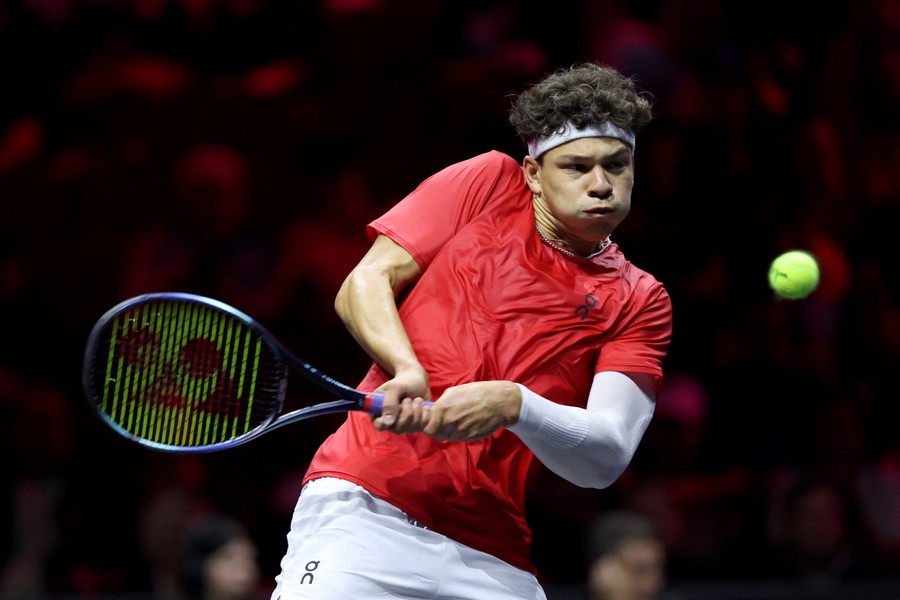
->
[302, 477, 429, 529]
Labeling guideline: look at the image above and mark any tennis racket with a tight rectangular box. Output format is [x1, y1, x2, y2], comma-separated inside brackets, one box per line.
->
[82, 292, 428, 453]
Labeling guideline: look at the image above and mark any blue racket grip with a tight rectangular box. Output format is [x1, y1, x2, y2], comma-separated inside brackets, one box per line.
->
[364, 392, 435, 416]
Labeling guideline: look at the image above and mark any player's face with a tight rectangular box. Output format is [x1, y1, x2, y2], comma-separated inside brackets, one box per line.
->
[527, 137, 634, 249]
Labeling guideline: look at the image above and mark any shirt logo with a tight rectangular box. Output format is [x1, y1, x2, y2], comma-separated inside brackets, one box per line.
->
[574, 293, 599, 320]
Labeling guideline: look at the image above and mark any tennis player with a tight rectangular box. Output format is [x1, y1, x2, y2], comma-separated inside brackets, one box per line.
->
[270, 63, 673, 600]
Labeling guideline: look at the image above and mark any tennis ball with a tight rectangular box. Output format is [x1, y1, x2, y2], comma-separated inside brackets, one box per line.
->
[768, 250, 820, 299]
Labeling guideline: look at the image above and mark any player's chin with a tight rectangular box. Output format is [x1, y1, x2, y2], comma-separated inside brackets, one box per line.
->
[586, 206, 626, 225]
[579, 213, 613, 230]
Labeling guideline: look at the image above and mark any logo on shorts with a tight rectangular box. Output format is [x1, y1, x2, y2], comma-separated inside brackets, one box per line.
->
[301, 560, 319, 584]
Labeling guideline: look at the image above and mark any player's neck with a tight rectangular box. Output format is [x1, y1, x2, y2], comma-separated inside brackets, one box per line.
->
[532, 196, 607, 258]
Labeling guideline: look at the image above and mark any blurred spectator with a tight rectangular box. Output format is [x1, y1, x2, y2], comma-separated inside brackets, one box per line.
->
[763, 476, 865, 583]
[856, 438, 900, 572]
[0, 367, 74, 596]
[138, 484, 210, 600]
[180, 513, 262, 600]
[584, 510, 668, 600]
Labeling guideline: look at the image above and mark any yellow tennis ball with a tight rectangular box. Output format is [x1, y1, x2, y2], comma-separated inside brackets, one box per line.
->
[768, 250, 820, 299]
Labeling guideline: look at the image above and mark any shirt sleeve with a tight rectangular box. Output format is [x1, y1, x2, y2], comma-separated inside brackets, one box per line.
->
[508, 371, 656, 489]
[366, 151, 525, 270]
[596, 281, 672, 394]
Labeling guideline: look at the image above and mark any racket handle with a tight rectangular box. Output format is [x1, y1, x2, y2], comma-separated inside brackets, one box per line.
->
[364, 393, 435, 416]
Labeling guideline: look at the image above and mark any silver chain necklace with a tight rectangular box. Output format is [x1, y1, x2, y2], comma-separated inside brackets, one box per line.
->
[535, 224, 611, 260]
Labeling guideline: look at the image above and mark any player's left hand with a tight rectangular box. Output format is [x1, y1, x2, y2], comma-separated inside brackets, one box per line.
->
[423, 381, 521, 442]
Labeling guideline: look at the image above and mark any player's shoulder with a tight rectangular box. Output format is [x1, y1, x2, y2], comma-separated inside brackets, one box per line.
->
[608, 247, 669, 298]
[630, 266, 671, 311]
[431, 151, 525, 195]
[450, 150, 522, 175]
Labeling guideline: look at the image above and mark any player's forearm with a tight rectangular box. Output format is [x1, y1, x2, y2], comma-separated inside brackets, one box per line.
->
[507, 372, 655, 489]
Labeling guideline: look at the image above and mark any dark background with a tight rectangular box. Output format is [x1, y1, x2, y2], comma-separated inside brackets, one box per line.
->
[1, 0, 899, 598]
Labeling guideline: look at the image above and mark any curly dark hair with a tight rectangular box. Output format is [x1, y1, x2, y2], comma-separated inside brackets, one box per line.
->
[508, 63, 653, 150]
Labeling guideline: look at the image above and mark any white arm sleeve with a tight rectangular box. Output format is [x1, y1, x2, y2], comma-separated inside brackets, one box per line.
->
[507, 371, 655, 489]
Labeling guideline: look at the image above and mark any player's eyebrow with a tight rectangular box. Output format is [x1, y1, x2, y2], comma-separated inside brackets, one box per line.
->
[556, 148, 632, 162]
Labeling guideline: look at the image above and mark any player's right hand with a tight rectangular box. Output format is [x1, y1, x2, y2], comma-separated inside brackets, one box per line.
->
[372, 366, 431, 433]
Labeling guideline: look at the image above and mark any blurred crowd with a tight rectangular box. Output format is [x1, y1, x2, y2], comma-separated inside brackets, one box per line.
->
[1, 0, 899, 598]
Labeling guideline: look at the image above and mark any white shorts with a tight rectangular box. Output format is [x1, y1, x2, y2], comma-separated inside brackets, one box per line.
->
[270, 477, 547, 600]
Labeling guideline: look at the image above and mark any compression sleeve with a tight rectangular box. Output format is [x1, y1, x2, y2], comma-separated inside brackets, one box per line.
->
[507, 371, 655, 489]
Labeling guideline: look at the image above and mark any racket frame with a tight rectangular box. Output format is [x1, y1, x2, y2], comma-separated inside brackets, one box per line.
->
[83, 292, 384, 453]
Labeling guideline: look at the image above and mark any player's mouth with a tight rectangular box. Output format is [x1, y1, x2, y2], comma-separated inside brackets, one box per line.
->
[586, 206, 615, 215]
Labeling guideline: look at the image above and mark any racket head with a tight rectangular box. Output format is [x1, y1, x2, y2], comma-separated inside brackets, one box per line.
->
[82, 292, 288, 452]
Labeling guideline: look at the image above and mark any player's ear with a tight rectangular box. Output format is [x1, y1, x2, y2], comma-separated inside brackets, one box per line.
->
[522, 156, 541, 194]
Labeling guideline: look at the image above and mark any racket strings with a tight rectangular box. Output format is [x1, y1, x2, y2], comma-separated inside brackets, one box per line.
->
[89, 299, 283, 447]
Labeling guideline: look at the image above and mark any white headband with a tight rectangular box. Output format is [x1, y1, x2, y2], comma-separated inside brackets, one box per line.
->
[527, 121, 636, 158]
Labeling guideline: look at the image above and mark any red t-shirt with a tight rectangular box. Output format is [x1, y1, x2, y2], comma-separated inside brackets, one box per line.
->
[304, 150, 672, 574]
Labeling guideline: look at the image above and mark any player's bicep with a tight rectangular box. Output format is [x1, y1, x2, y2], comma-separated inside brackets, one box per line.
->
[337, 235, 422, 311]
[357, 235, 422, 295]
[586, 371, 655, 428]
